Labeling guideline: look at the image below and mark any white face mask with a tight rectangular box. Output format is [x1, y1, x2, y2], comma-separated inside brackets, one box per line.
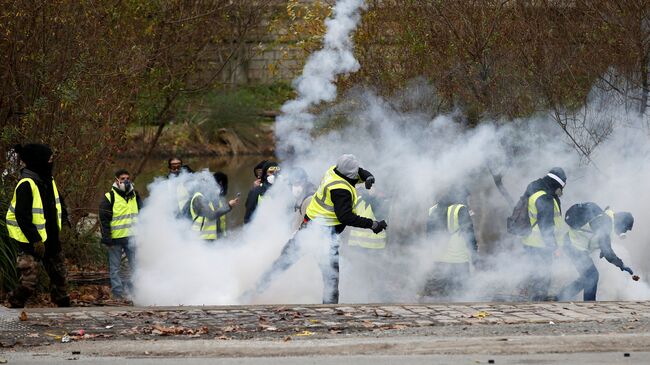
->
[619, 233, 627, 240]
[555, 187, 563, 197]
[292, 185, 304, 198]
[266, 174, 275, 185]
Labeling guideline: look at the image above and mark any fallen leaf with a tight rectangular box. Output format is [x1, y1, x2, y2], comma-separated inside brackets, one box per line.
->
[295, 330, 314, 337]
[283, 336, 292, 342]
[19, 311, 28, 321]
[472, 311, 490, 319]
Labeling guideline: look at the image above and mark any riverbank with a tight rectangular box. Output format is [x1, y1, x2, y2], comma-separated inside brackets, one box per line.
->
[119, 83, 292, 158]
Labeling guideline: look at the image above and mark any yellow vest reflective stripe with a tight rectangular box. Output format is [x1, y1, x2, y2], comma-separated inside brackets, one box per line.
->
[567, 223, 600, 252]
[429, 204, 470, 263]
[190, 192, 217, 240]
[105, 191, 139, 239]
[523, 190, 564, 248]
[306, 166, 358, 226]
[6, 178, 62, 243]
[348, 198, 386, 249]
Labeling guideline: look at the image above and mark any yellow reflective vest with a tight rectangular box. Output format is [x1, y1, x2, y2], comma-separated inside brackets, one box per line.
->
[348, 197, 386, 249]
[306, 166, 358, 226]
[429, 203, 470, 263]
[523, 190, 564, 248]
[6, 177, 62, 243]
[190, 192, 217, 240]
[105, 190, 139, 239]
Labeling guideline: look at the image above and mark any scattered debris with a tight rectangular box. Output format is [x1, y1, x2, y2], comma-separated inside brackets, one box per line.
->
[61, 335, 71, 343]
[624, 353, 630, 357]
[295, 330, 314, 337]
[72, 351, 81, 355]
[283, 336, 292, 342]
[19, 311, 28, 321]
[549, 321, 555, 325]
[632, 275, 640, 281]
[105, 325, 114, 329]
[472, 311, 490, 319]
[0, 357, 7, 364]
[488, 360, 495, 364]
[26, 333, 40, 338]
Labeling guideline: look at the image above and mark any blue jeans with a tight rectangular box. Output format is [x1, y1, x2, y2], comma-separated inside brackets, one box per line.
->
[558, 244, 599, 301]
[107, 238, 136, 298]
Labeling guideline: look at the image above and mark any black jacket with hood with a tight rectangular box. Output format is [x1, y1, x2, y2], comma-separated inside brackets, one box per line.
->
[318, 167, 375, 234]
[565, 202, 626, 269]
[524, 176, 563, 249]
[12, 144, 69, 257]
[244, 162, 278, 223]
[99, 185, 143, 245]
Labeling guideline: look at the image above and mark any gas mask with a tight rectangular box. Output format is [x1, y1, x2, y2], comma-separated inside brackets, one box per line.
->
[555, 187, 563, 197]
[619, 232, 627, 240]
[117, 179, 132, 192]
[266, 174, 275, 185]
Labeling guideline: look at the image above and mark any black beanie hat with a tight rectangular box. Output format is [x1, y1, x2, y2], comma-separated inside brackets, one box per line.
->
[14, 143, 53, 168]
[547, 167, 567, 187]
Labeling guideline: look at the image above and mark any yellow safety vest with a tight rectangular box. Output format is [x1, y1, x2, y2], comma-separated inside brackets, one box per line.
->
[6, 178, 62, 243]
[429, 203, 470, 263]
[306, 166, 358, 226]
[105, 190, 139, 239]
[523, 190, 564, 248]
[348, 198, 386, 249]
[190, 192, 217, 240]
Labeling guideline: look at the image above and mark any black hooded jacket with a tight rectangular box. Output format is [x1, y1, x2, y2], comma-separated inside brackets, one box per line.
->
[565, 202, 626, 269]
[244, 162, 278, 223]
[99, 185, 143, 245]
[12, 144, 68, 257]
[316, 167, 374, 234]
[524, 176, 563, 248]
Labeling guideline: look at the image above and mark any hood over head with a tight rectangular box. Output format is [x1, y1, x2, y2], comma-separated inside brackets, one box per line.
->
[335, 154, 360, 180]
[14, 143, 53, 178]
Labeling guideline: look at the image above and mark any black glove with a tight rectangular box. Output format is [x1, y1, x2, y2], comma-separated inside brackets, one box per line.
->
[33, 241, 45, 258]
[371, 220, 387, 234]
[621, 266, 634, 275]
[364, 175, 375, 190]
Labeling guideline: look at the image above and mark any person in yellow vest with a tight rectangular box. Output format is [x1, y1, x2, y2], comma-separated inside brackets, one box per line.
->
[343, 187, 389, 302]
[167, 157, 194, 218]
[246, 154, 386, 304]
[189, 172, 239, 241]
[6, 144, 70, 308]
[99, 169, 142, 300]
[558, 202, 635, 301]
[520, 167, 567, 301]
[422, 187, 477, 300]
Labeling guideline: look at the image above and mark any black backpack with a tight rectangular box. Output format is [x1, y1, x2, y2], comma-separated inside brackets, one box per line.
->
[565, 202, 601, 230]
[507, 193, 534, 236]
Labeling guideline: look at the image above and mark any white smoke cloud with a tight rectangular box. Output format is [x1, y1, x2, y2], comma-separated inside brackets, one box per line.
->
[128, 0, 650, 305]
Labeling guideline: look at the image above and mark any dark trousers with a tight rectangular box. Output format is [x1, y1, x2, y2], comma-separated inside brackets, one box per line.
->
[9, 251, 69, 308]
[523, 246, 554, 301]
[558, 245, 599, 301]
[254, 226, 340, 304]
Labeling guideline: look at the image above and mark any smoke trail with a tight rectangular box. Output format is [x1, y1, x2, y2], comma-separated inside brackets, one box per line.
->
[275, 0, 367, 157]
[128, 0, 650, 305]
